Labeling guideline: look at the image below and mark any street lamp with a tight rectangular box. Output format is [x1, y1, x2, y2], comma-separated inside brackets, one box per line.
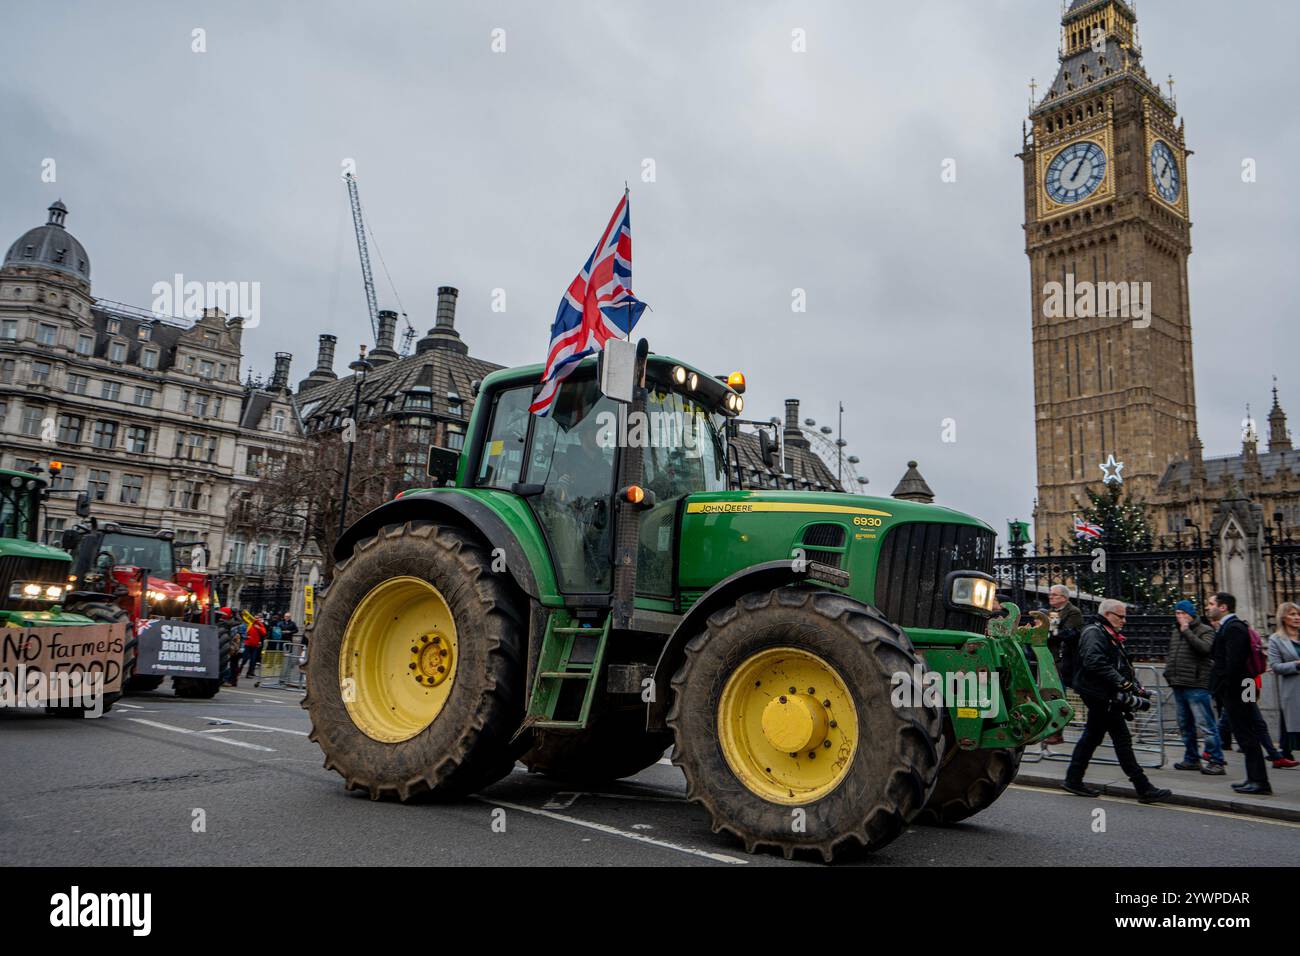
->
[338, 345, 372, 537]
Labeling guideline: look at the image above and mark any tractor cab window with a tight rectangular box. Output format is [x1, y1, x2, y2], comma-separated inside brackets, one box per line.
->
[99, 533, 175, 576]
[637, 387, 728, 595]
[0, 483, 38, 541]
[526, 376, 618, 593]
[476, 387, 531, 489]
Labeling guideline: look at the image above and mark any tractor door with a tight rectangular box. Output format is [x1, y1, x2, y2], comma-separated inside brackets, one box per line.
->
[636, 386, 728, 597]
[525, 377, 619, 595]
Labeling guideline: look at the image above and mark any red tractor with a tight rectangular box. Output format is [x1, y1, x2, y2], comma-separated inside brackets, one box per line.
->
[61, 519, 230, 698]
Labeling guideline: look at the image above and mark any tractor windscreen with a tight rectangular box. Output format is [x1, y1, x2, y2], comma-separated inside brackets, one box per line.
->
[100, 533, 175, 576]
[0, 482, 39, 541]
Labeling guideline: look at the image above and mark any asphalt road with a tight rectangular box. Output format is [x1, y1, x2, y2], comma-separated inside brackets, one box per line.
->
[2, 685, 1296, 867]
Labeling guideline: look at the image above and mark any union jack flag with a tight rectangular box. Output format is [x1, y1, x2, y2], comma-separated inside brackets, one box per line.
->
[1074, 516, 1103, 540]
[530, 191, 647, 416]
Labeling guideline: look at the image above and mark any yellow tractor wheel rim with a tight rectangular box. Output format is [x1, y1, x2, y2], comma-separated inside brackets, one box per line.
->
[339, 576, 459, 743]
[718, 647, 858, 805]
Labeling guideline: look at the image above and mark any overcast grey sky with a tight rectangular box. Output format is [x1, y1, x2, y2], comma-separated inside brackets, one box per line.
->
[3, 0, 1297, 537]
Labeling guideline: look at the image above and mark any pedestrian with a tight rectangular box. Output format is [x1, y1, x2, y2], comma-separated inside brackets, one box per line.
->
[1267, 601, 1300, 764]
[1044, 584, 1083, 750]
[242, 613, 266, 679]
[1206, 592, 1271, 794]
[1063, 598, 1171, 804]
[279, 611, 299, 644]
[217, 607, 242, 687]
[1163, 599, 1225, 774]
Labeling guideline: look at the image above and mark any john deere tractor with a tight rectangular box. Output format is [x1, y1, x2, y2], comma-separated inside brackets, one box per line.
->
[306, 344, 1071, 860]
[0, 467, 126, 716]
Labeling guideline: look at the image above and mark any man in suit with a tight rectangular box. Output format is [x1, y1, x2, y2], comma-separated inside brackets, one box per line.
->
[1206, 592, 1271, 794]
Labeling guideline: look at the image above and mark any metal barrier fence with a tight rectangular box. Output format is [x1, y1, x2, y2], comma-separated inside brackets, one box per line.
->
[1021, 664, 1167, 768]
[254, 640, 306, 691]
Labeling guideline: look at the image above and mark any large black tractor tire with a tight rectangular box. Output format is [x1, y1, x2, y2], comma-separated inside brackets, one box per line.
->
[47, 601, 131, 717]
[916, 745, 1024, 826]
[522, 700, 672, 783]
[173, 624, 230, 700]
[304, 522, 527, 801]
[668, 588, 944, 862]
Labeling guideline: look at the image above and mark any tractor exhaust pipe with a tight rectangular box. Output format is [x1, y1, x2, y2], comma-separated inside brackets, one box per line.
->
[610, 339, 650, 630]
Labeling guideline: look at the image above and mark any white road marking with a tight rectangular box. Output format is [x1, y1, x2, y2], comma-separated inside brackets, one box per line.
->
[116, 702, 144, 709]
[474, 796, 747, 864]
[215, 688, 291, 704]
[542, 793, 581, 809]
[126, 717, 276, 752]
[657, 757, 673, 766]
[209, 717, 310, 737]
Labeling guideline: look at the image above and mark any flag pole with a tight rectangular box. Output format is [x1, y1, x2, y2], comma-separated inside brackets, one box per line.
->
[624, 183, 632, 342]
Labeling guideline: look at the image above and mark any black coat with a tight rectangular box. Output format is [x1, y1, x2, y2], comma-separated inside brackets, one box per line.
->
[1210, 616, 1252, 700]
[1050, 601, 1085, 664]
[1163, 620, 1215, 689]
[1071, 615, 1137, 701]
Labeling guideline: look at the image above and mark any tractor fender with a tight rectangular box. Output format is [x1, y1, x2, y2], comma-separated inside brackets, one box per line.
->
[333, 492, 543, 600]
[647, 560, 827, 730]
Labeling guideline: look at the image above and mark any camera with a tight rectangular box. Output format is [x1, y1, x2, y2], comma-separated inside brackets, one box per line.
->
[1113, 685, 1152, 718]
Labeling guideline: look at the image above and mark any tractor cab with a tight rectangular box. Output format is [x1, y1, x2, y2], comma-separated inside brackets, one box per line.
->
[459, 353, 737, 597]
[64, 523, 195, 618]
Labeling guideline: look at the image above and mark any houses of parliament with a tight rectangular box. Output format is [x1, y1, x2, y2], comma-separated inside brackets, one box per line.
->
[1023, 0, 1297, 547]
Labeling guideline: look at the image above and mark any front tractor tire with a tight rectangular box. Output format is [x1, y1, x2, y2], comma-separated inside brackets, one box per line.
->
[304, 522, 526, 801]
[916, 744, 1024, 826]
[668, 589, 944, 862]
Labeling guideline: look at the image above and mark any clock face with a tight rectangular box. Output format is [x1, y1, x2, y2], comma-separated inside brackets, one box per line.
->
[1045, 140, 1107, 204]
[1150, 139, 1181, 203]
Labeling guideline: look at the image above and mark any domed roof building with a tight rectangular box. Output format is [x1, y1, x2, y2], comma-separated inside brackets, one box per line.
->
[3, 200, 91, 283]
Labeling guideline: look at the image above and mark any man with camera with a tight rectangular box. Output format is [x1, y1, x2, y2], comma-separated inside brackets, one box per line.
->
[1206, 592, 1272, 795]
[1064, 598, 1172, 803]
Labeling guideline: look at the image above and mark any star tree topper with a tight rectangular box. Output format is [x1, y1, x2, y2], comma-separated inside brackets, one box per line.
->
[1099, 454, 1124, 484]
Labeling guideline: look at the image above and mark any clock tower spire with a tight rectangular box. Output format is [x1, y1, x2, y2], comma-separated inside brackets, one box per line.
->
[1021, 0, 1197, 547]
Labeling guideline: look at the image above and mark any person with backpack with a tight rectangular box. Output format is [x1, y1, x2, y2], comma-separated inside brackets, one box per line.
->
[1062, 598, 1172, 804]
[1207, 592, 1271, 794]
[1164, 600, 1224, 774]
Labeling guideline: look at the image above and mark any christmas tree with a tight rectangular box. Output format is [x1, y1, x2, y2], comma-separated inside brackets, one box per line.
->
[1069, 483, 1181, 610]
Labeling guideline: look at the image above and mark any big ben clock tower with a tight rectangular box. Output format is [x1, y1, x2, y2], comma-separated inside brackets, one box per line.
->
[1022, 0, 1198, 547]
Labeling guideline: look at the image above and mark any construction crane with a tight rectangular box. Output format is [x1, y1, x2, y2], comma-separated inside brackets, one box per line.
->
[344, 172, 380, 344]
[344, 171, 417, 354]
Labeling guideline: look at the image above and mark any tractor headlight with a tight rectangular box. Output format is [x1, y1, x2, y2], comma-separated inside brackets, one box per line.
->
[945, 571, 998, 616]
[671, 365, 688, 385]
[147, 589, 166, 603]
[9, 582, 65, 602]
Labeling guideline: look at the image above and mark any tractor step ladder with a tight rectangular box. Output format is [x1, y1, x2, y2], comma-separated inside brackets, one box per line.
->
[526, 611, 610, 731]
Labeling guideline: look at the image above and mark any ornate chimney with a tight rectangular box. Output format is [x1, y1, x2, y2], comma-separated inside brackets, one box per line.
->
[269, 352, 292, 392]
[370, 309, 399, 366]
[783, 399, 809, 449]
[298, 334, 339, 392]
[891, 461, 936, 504]
[416, 286, 468, 355]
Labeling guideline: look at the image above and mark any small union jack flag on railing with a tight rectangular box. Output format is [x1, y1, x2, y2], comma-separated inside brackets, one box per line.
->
[530, 190, 647, 416]
[1074, 516, 1103, 540]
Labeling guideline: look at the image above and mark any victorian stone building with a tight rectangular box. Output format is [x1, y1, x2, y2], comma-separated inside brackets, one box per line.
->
[0, 200, 301, 568]
[1022, 0, 1199, 546]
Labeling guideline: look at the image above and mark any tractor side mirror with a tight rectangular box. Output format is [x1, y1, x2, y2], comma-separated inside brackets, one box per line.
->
[61, 529, 80, 551]
[598, 338, 638, 404]
[425, 446, 459, 485]
[758, 429, 780, 468]
[75, 491, 91, 519]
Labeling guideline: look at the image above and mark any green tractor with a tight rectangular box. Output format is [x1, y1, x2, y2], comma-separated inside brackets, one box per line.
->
[306, 345, 1071, 859]
[0, 467, 127, 716]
